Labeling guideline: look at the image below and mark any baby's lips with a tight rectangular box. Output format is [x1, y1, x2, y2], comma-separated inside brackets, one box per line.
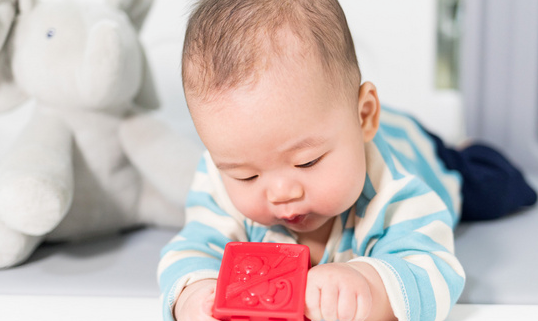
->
[284, 214, 306, 224]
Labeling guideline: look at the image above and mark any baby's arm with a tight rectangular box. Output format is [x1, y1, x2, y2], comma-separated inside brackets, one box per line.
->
[158, 152, 247, 321]
[348, 180, 465, 321]
[305, 262, 396, 321]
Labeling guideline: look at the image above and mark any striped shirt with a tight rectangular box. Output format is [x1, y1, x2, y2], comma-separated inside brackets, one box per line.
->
[158, 107, 465, 321]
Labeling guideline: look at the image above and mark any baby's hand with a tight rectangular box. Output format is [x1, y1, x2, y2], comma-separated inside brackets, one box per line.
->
[305, 263, 373, 321]
[174, 279, 219, 321]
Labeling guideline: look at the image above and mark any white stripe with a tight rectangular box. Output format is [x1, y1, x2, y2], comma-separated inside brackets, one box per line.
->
[261, 228, 297, 244]
[385, 136, 416, 160]
[364, 141, 397, 192]
[391, 153, 411, 178]
[323, 214, 344, 263]
[415, 220, 455, 254]
[333, 248, 354, 262]
[208, 242, 225, 255]
[381, 110, 462, 218]
[355, 141, 412, 250]
[404, 254, 451, 321]
[205, 153, 248, 222]
[384, 191, 448, 229]
[190, 171, 213, 192]
[364, 237, 378, 256]
[355, 176, 412, 251]
[432, 251, 466, 279]
[168, 234, 186, 243]
[158, 250, 217, 280]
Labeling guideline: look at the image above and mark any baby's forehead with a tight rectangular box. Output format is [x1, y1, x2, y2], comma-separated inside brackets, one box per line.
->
[186, 27, 321, 95]
[188, 54, 332, 108]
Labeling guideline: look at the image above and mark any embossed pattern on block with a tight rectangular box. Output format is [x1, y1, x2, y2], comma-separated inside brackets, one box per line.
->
[213, 242, 310, 321]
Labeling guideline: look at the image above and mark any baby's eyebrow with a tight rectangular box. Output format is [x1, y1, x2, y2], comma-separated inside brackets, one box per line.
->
[215, 162, 245, 170]
[284, 136, 326, 153]
[215, 136, 326, 170]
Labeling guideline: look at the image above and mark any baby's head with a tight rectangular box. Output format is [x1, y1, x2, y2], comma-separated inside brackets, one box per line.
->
[183, 0, 360, 101]
[183, 0, 380, 238]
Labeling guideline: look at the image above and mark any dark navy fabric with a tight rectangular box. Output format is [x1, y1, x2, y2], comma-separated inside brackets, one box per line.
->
[427, 132, 537, 221]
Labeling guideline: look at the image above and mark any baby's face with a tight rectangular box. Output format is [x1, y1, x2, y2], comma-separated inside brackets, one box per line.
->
[188, 57, 370, 237]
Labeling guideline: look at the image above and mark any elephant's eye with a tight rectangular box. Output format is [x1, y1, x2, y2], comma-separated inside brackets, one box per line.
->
[46, 28, 56, 39]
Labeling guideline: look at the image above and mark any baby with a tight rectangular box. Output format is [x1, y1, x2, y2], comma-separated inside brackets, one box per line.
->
[159, 1, 537, 321]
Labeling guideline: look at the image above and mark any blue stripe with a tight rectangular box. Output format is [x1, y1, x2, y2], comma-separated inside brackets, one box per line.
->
[268, 224, 294, 238]
[385, 209, 454, 238]
[356, 202, 387, 256]
[390, 177, 432, 203]
[185, 190, 231, 217]
[354, 178, 435, 256]
[371, 231, 452, 259]
[356, 175, 375, 218]
[429, 254, 465, 308]
[407, 262, 436, 321]
[376, 255, 420, 321]
[381, 124, 460, 224]
[245, 223, 270, 242]
[197, 155, 208, 173]
[339, 209, 350, 228]
[379, 109, 462, 223]
[337, 227, 354, 253]
[161, 222, 232, 257]
[369, 209, 454, 257]
[372, 134, 406, 180]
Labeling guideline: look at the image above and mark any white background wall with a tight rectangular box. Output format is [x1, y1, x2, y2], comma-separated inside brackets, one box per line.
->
[142, 0, 466, 144]
[339, 0, 464, 143]
[0, 0, 465, 158]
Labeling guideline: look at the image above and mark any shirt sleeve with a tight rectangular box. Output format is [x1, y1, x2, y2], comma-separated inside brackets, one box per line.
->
[157, 152, 248, 321]
[350, 140, 465, 321]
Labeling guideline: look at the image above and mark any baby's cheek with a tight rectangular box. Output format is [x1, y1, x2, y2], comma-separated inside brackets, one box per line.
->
[227, 185, 271, 223]
[314, 169, 363, 214]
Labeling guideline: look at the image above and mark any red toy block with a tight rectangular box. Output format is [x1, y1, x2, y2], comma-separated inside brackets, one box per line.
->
[213, 242, 311, 321]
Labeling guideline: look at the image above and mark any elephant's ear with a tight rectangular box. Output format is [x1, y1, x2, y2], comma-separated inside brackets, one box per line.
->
[106, 0, 153, 31]
[18, 0, 37, 14]
[134, 48, 159, 111]
[106, 0, 159, 111]
[0, 0, 16, 50]
[0, 0, 27, 112]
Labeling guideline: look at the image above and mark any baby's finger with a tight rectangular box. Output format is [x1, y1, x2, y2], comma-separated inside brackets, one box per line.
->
[319, 285, 338, 321]
[354, 292, 372, 321]
[336, 288, 357, 321]
[304, 286, 322, 321]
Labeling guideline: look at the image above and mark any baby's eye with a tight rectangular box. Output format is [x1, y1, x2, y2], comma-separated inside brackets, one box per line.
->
[237, 175, 258, 182]
[296, 156, 322, 168]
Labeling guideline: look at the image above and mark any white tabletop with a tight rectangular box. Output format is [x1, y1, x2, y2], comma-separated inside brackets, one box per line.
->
[1, 295, 537, 321]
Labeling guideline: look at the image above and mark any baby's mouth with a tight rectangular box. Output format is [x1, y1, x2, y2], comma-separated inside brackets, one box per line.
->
[284, 214, 306, 225]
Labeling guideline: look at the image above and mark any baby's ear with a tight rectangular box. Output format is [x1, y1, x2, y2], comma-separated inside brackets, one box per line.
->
[357, 82, 380, 142]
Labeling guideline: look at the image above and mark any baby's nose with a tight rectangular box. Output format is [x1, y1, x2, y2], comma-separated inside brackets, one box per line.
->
[266, 179, 304, 204]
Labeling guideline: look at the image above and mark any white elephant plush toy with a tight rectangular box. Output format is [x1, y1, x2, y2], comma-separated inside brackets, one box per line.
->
[0, 0, 202, 269]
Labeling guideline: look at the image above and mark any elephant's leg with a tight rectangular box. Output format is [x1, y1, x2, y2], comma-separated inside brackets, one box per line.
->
[0, 111, 73, 236]
[0, 221, 43, 269]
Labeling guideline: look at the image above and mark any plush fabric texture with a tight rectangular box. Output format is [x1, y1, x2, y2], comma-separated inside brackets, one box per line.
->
[0, 0, 201, 269]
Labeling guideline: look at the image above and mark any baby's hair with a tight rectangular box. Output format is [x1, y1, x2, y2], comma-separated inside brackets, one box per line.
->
[182, 0, 361, 101]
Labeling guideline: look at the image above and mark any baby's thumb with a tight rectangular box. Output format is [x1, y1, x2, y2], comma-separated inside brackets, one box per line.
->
[203, 287, 218, 320]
